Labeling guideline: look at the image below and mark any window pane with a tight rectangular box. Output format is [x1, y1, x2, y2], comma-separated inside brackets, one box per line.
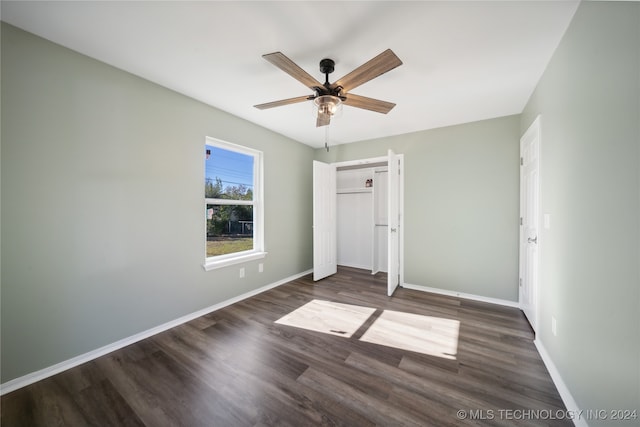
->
[205, 145, 254, 200]
[206, 204, 254, 257]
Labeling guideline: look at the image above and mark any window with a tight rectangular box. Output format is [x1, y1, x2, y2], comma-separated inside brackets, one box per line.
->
[204, 137, 265, 270]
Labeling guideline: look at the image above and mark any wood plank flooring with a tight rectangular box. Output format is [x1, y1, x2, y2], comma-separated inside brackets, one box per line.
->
[1, 267, 571, 426]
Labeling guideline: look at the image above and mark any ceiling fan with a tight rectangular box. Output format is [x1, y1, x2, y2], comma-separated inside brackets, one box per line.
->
[254, 49, 403, 127]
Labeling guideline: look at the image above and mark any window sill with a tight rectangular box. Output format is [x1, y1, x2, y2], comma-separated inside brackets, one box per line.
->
[203, 251, 267, 271]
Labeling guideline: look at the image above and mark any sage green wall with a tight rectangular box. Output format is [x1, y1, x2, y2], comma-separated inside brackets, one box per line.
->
[521, 2, 639, 423]
[315, 115, 521, 302]
[1, 23, 314, 383]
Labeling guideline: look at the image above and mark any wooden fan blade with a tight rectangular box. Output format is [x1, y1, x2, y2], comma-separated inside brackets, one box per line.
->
[254, 95, 311, 110]
[343, 93, 396, 114]
[316, 112, 331, 127]
[263, 52, 324, 90]
[334, 49, 402, 92]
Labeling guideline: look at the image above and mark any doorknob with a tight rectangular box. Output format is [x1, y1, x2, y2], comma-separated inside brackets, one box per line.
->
[391, 228, 397, 233]
[527, 236, 538, 244]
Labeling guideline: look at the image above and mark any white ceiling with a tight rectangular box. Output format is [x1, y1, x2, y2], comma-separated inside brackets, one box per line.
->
[2, 1, 579, 148]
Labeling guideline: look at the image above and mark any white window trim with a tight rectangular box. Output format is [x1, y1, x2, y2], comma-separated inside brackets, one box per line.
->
[203, 137, 266, 271]
[203, 250, 267, 271]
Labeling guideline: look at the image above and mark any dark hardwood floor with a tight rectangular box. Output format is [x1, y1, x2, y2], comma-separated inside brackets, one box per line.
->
[1, 267, 571, 426]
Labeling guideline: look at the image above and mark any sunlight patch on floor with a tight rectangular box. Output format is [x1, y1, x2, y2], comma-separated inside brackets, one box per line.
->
[275, 299, 376, 338]
[360, 310, 460, 360]
[275, 300, 460, 360]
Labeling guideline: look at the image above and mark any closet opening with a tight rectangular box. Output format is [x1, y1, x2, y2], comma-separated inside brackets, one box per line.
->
[336, 162, 389, 275]
[313, 151, 403, 296]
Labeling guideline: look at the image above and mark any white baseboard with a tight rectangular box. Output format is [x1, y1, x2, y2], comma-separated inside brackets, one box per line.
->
[0, 269, 313, 396]
[338, 262, 373, 271]
[534, 340, 587, 427]
[402, 282, 520, 308]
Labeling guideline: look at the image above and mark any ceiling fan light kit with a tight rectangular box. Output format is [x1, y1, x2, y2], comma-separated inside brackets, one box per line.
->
[314, 95, 342, 116]
[254, 49, 402, 128]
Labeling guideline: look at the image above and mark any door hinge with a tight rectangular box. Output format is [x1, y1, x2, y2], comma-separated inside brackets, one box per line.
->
[520, 217, 523, 226]
[519, 278, 523, 287]
[520, 157, 524, 166]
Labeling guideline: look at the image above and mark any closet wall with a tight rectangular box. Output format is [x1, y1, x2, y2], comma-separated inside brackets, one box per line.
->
[336, 166, 388, 273]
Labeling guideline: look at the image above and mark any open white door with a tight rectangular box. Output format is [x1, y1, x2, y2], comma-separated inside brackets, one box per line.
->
[387, 150, 400, 296]
[313, 161, 337, 281]
[519, 116, 540, 331]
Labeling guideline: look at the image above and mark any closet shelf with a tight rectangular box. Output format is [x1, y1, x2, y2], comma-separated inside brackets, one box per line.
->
[337, 187, 373, 194]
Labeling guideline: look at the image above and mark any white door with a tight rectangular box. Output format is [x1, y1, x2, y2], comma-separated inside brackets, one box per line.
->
[387, 150, 400, 296]
[313, 161, 337, 281]
[519, 116, 541, 331]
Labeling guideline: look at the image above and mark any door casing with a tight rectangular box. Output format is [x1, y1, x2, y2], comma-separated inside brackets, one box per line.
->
[313, 155, 404, 295]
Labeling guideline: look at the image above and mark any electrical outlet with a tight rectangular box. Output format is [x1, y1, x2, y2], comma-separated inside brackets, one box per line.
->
[551, 316, 557, 336]
[258, 263, 264, 273]
[239, 267, 245, 278]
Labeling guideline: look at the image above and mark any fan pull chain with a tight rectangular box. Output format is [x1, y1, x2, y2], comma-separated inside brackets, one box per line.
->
[324, 126, 330, 152]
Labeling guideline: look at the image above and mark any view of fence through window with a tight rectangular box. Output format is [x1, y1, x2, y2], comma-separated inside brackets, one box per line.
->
[205, 144, 254, 257]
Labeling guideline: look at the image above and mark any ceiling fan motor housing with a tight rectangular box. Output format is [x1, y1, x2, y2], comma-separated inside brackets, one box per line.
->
[319, 58, 335, 75]
[316, 58, 344, 99]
